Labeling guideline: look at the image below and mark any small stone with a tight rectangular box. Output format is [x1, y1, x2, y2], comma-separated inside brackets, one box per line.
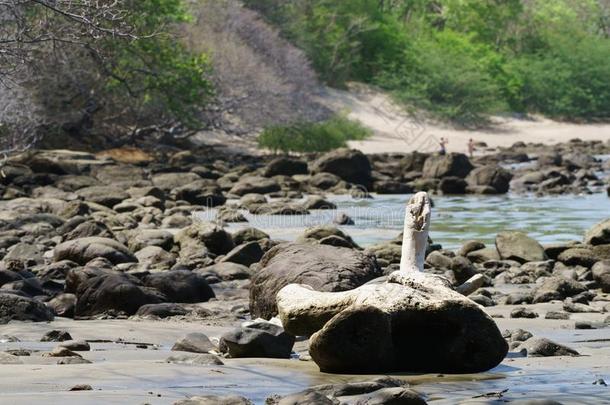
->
[545, 311, 571, 320]
[59, 340, 90, 351]
[44, 346, 82, 358]
[58, 357, 93, 365]
[575, 322, 595, 330]
[165, 353, 224, 366]
[593, 378, 607, 386]
[171, 333, 216, 353]
[69, 384, 93, 391]
[41, 330, 73, 342]
[510, 307, 539, 319]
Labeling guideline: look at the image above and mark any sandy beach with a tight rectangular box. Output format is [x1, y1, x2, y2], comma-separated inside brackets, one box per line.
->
[316, 86, 610, 155]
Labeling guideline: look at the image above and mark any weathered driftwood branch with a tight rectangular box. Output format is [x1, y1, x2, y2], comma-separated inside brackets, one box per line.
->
[275, 191, 508, 374]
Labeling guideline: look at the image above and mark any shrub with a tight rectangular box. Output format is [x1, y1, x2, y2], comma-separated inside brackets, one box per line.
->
[257, 115, 371, 153]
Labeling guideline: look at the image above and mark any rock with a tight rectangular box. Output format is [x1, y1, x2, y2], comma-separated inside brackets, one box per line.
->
[339, 387, 427, 405]
[76, 186, 129, 207]
[557, 247, 598, 268]
[232, 228, 269, 246]
[250, 201, 308, 215]
[278, 272, 508, 374]
[373, 180, 413, 194]
[467, 247, 500, 263]
[309, 173, 342, 190]
[57, 357, 92, 364]
[458, 241, 485, 257]
[311, 149, 372, 186]
[438, 177, 467, 194]
[176, 222, 235, 257]
[144, 271, 215, 303]
[0, 293, 54, 324]
[422, 153, 473, 178]
[199, 262, 252, 282]
[466, 165, 512, 193]
[495, 231, 547, 263]
[44, 346, 82, 358]
[134, 246, 176, 270]
[219, 321, 295, 359]
[263, 157, 308, 177]
[425, 251, 453, 269]
[59, 340, 90, 351]
[216, 207, 247, 223]
[303, 196, 337, 210]
[229, 176, 281, 196]
[54, 237, 137, 265]
[333, 213, 354, 225]
[510, 307, 539, 319]
[250, 243, 381, 319]
[151, 172, 203, 191]
[545, 311, 570, 320]
[41, 330, 73, 342]
[275, 391, 335, 405]
[592, 260, 610, 293]
[47, 293, 77, 318]
[220, 242, 264, 267]
[585, 218, 610, 245]
[172, 332, 216, 353]
[519, 337, 579, 357]
[533, 277, 587, 303]
[563, 300, 599, 313]
[165, 353, 224, 366]
[172, 182, 226, 207]
[174, 395, 253, 405]
[127, 230, 174, 252]
[297, 225, 359, 249]
[69, 384, 93, 391]
[74, 273, 163, 317]
[136, 303, 189, 318]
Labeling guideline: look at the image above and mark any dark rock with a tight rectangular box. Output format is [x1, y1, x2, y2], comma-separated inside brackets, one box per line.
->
[136, 303, 189, 318]
[220, 242, 264, 267]
[422, 153, 473, 179]
[172, 332, 216, 353]
[250, 243, 381, 319]
[458, 241, 485, 256]
[309, 172, 342, 190]
[172, 182, 226, 207]
[54, 237, 136, 265]
[41, 330, 73, 342]
[232, 228, 269, 246]
[303, 196, 337, 210]
[373, 180, 413, 194]
[229, 176, 281, 196]
[263, 157, 308, 177]
[585, 218, 610, 245]
[151, 172, 203, 191]
[199, 262, 252, 282]
[519, 337, 579, 357]
[47, 293, 77, 318]
[175, 222, 234, 256]
[533, 277, 587, 303]
[74, 273, 163, 317]
[557, 247, 598, 268]
[510, 307, 539, 319]
[466, 165, 512, 193]
[545, 311, 570, 320]
[219, 321, 295, 358]
[0, 293, 54, 323]
[311, 149, 372, 186]
[438, 177, 467, 194]
[76, 186, 129, 207]
[333, 213, 354, 225]
[144, 271, 215, 303]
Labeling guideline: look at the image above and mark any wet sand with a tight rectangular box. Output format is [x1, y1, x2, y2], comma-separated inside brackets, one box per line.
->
[2, 295, 609, 404]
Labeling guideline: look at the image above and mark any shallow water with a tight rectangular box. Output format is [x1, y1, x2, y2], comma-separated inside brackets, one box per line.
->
[204, 192, 609, 250]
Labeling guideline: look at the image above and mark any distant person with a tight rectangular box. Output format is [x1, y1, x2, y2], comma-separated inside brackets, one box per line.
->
[439, 137, 448, 155]
[468, 138, 475, 158]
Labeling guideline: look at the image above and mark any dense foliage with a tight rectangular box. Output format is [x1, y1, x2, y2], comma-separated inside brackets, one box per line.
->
[0, 0, 213, 151]
[244, 0, 610, 124]
[257, 115, 371, 153]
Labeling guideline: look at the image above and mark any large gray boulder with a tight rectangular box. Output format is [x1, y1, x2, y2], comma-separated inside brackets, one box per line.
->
[310, 149, 372, 186]
[54, 237, 137, 265]
[422, 153, 473, 179]
[249, 243, 381, 319]
[466, 165, 512, 194]
[219, 321, 295, 359]
[584, 218, 610, 245]
[495, 231, 547, 263]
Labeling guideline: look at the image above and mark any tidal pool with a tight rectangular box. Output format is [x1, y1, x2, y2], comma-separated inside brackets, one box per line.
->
[203, 192, 609, 250]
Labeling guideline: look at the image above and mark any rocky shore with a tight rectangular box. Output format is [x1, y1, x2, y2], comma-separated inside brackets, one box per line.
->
[0, 142, 609, 404]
